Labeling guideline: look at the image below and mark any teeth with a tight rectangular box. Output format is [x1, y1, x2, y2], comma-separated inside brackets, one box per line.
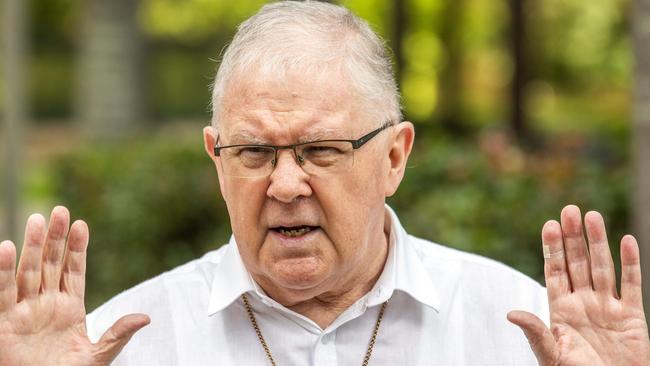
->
[279, 227, 312, 237]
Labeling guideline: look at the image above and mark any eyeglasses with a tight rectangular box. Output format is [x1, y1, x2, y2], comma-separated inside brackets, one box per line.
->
[214, 122, 394, 178]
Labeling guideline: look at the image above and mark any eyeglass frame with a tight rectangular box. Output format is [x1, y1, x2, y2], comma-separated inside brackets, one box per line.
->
[213, 121, 395, 172]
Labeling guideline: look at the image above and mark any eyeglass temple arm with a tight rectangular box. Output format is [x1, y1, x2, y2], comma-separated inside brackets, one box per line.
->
[214, 122, 395, 153]
[214, 136, 221, 156]
[351, 122, 393, 149]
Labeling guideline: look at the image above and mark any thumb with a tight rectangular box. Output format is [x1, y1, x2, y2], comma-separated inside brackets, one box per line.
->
[507, 310, 558, 366]
[92, 313, 151, 365]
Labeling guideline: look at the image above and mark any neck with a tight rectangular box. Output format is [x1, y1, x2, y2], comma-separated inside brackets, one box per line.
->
[287, 248, 387, 328]
[254, 227, 390, 329]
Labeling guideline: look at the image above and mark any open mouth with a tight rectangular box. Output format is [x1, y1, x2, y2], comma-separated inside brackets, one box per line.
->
[271, 225, 319, 238]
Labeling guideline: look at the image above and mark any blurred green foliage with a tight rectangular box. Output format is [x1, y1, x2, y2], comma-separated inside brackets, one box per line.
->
[12, 0, 635, 308]
[48, 129, 231, 308]
[391, 129, 629, 279]
[43, 126, 630, 309]
[27, 0, 630, 132]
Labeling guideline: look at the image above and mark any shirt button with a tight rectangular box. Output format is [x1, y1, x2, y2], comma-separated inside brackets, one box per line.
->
[360, 302, 368, 312]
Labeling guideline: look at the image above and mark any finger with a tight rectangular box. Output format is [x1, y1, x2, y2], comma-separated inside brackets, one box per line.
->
[560, 205, 591, 290]
[542, 220, 571, 301]
[584, 211, 617, 297]
[16, 214, 47, 300]
[507, 310, 559, 365]
[620, 235, 643, 307]
[0, 240, 18, 312]
[61, 220, 89, 299]
[41, 206, 71, 292]
[94, 314, 151, 364]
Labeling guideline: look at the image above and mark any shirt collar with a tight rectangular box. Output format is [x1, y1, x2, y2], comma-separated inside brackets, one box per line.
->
[207, 204, 440, 315]
[378, 205, 439, 312]
[207, 237, 255, 315]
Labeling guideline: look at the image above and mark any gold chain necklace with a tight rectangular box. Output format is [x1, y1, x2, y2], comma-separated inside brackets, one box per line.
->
[242, 293, 388, 366]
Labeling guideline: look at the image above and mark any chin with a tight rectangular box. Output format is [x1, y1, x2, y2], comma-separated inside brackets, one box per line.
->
[269, 257, 330, 290]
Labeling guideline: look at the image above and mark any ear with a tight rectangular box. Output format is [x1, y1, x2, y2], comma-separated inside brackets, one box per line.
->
[384, 122, 415, 197]
[203, 125, 219, 164]
[203, 126, 227, 194]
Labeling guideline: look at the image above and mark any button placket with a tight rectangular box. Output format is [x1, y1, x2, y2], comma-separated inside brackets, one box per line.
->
[314, 332, 338, 366]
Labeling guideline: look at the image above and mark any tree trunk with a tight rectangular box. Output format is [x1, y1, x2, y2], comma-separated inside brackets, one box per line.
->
[76, 0, 144, 140]
[391, 0, 406, 93]
[632, 0, 650, 320]
[509, 0, 528, 141]
[437, 0, 465, 133]
[2, 0, 27, 244]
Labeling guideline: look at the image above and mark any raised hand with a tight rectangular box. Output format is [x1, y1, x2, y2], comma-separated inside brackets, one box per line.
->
[508, 205, 650, 365]
[0, 207, 150, 366]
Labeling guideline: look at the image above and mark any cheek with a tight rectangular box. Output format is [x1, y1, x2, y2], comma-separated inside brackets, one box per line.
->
[222, 178, 268, 250]
[311, 167, 384, 245]
[348, 154, 388, 206]
[223, 178, 267, 213]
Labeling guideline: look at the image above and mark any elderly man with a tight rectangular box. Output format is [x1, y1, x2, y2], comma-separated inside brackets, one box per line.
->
[1, 1, 649, 365]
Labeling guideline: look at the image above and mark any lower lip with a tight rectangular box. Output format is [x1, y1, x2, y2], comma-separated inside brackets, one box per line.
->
[269, 227, 320, 245]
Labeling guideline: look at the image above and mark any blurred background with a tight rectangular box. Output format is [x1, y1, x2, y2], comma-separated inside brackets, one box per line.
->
[1, 0, 649, 315]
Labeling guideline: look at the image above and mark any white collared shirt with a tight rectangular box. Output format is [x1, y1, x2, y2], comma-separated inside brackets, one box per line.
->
[87, 206, 548, 365]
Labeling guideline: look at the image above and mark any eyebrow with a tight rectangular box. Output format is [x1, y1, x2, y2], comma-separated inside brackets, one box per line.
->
[224, 131, 268, 145]
[224, 126, 349, 145]
[297, 127, 347, 143]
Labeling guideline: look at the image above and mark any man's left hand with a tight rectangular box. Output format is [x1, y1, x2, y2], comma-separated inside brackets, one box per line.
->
[508, 205, 650, 366]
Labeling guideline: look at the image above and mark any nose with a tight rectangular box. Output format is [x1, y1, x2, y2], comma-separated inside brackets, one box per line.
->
[267, 149, 312, 203]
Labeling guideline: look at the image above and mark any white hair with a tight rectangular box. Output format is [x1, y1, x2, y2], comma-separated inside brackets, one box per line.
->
[210, 0, 402, 127]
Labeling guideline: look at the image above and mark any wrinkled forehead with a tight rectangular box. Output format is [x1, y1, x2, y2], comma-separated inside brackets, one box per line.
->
[217, 66, 371, 143]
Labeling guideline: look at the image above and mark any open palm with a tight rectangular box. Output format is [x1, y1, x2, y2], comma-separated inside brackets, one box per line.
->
[509, 205, 650, 365]
[0, 207, 149, 366]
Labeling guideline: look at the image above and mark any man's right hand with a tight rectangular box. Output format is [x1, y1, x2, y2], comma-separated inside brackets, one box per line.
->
[0, 206, 150, 366]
